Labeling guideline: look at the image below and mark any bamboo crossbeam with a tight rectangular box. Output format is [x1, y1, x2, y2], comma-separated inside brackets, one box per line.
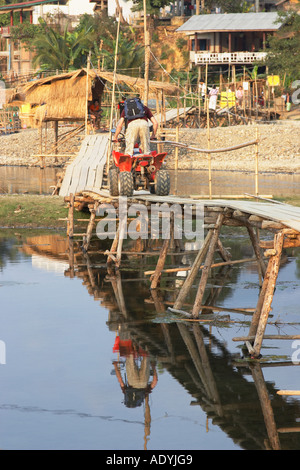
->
[144, 256, 259, 276]
[145, 298, 255, 315]
[154, 138, 258, 154]
[276, 391, 300, 396]
[233, 335, 300, 342]
[33, 154, 74, 158]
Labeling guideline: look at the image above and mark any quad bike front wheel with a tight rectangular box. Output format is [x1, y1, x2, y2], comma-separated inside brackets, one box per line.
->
[118, 171, 134, 197]
[153, 170, 170, 196]
[109, 167, 119, 196]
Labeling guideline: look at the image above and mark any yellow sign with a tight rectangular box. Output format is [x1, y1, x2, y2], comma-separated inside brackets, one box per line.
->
[267, 75, 280, 87]
[220, 91, 236, 108]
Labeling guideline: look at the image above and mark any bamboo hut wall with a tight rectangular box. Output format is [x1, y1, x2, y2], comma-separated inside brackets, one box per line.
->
[46, 76, 91, 121]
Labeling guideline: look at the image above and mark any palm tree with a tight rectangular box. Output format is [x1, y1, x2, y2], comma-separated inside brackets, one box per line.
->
[32, 21, 91, 72]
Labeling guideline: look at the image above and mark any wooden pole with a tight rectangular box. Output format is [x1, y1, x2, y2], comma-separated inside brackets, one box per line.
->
[255, 127, 259, 196]
[116, 213, 127, 267]
[192, 212, 225, 318]
[277, 390, 300, 396]
[54, 121, 58, 160]
[251, 364, 281, 450]
[85, 51, 91, 136]
[150, 238, 170, 289]
[67, 193, 74, 238]
[143, 0, 150, 105]
[205, 63, 212, 199]
[174, 125, 179, 195]
[252, 231, 284, 357]
[83, 202, 99, 252]
[107, 10, 121, 171]
[173, 230, 214, 310]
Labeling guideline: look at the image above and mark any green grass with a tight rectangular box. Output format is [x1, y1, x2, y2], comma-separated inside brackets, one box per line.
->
[274, 196, 300, 207]
[0, 195, 90, 229]
[0, 194, 298, 231]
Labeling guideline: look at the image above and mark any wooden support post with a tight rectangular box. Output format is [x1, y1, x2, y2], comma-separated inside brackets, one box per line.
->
[251, 232, 284, 358]
[246, 224, 266, 279]
[107, 226, 120, 266]
[67, 193, 74, 238]
[54, 121, 58, 162]
[68, 236, 75, 278]
[192, 212, 225, 318]
[116, 214, 127, 268]
[173, 229, 213, 310]
[217, 238, 232, 262]
[83, 202, 99, 252]
[150, 238, 170, 289]
[251, 363, 281, 450]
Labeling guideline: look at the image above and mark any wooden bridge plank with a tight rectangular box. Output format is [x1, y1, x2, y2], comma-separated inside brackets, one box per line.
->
[59, 133, 109, 197]
[59, 137, 91, 197]
[85, 134, 109, 191]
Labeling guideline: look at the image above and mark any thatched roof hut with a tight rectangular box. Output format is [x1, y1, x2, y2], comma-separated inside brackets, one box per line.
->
[16, 69, 180, 123]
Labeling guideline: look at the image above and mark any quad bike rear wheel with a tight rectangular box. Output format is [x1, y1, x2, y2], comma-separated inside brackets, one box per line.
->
[118, 171, 134, 197]
[109, 167, 119, 196]
[153, 170, 170, 196]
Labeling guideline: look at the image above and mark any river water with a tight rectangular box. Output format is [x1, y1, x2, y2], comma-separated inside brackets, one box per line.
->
[0, 166, 300, 197]
[0, 167, 299, 450]
[0, 230, 299, 451]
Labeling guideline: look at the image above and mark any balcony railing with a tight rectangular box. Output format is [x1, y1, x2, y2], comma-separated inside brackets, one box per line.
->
[192, 51, 267, 64]
[0, 27, 11, 38]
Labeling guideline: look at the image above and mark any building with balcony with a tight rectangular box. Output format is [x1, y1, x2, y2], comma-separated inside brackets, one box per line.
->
[176, 12, 285, 69]
[0, 0, 68, 78]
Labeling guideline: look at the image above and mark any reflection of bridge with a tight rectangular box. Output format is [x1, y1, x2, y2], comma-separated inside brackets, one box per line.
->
[19, 233, 300, 450]
[66, 242, 300, 450]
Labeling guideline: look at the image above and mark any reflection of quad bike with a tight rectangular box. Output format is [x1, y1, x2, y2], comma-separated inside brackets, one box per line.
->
[109, 132, 170, 197]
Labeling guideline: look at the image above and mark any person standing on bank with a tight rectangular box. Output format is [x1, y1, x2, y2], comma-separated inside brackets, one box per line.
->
[114, 96, 158, 155]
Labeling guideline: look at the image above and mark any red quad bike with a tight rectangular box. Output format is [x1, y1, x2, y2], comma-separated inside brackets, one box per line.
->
[109, 133, 170, 197]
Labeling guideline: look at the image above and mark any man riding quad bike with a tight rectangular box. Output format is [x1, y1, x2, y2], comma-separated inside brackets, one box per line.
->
[109, 96, 170, 197]
[109, 131, 170, 197]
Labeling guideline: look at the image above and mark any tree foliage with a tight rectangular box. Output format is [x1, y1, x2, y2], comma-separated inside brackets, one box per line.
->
[6, 12, 146, 75]
[265, 10, 300, 85]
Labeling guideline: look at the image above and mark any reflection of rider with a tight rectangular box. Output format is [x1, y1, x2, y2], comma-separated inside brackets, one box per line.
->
[113, 336, 158, 408]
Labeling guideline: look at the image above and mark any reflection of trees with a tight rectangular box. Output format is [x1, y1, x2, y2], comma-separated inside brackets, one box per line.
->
[18, 233, 300, 450]
[293, 249, 300, 280]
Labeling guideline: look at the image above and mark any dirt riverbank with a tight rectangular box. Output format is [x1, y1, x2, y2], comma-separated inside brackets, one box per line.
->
[0, 120, 299, 174]
[164, 120, 300, 174]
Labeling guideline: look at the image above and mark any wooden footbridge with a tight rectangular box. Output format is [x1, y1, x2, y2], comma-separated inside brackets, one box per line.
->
[57, 130, 300, 361]
[62, 184, 300, 360]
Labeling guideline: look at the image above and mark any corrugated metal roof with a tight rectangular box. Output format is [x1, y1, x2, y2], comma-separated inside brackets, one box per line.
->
[0, 0, 68, 12]
[176, 12, 283, 32]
